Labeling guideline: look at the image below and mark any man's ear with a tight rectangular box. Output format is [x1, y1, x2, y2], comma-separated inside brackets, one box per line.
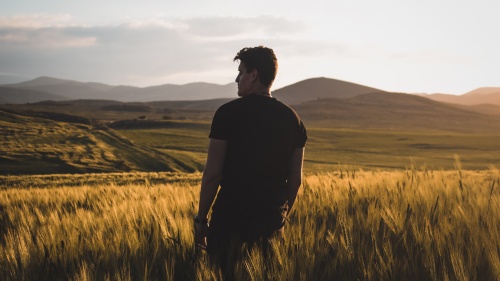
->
[250, 69, 259, 82]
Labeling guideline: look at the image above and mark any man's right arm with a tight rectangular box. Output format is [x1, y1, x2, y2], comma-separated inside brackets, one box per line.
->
[194, 138, 227, 250]
[197, 138, 227, 219]
[286, 147, 305, 213]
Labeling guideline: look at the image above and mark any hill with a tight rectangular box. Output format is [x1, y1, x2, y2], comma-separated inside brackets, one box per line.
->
[273, 77, 385, 105]
[3, 76, 115, 100]
[422, 87, 500, 106]
[295, 92, 500, 133]
[0, 109, 201, 175]
[465, 87, 500, 96]
[104, 82, 237, 102]
[452, 103, 500, 116]
[0, 87, 67, 104]
[2, 90, 500, 133]
[1, 76, 237, 103]
[0, 98, 233, 121]
[4, 76, 500, 109]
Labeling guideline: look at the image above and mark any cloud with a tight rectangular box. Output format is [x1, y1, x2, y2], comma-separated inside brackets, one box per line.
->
[0, 14, 76, 28]
[0, 14, 306, 49]
[183, 16, 306, 39]
[0, 14, 321, 86]
[0, 13, 311, 45]
[126, 17, 189, 31]
[0, 14, 96, 49]
[0, 28, 97, 49]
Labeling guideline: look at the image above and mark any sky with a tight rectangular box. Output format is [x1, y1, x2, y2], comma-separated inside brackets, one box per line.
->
[1, 0, 499, 95]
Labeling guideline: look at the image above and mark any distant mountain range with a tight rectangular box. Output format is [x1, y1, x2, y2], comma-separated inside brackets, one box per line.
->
[0, 76, 237, 103]
[0, 86, 66, 104]
[418, 88, 500, 106]
[1, 76, 500, 108]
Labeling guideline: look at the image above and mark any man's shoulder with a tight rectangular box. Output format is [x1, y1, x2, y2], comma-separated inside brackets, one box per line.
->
[216, 95, 263, 114]
[215, 95, 302, 121]
[272, 98, 302, 119]
[217, 97, 245, 110]
[273, 98, 295, 111]
[213, 97, 248, 120]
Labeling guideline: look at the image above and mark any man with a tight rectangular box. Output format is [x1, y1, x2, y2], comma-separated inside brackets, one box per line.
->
[194, 46, 307, 276]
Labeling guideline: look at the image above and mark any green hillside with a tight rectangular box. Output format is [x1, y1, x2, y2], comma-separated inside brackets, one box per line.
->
[0, 110, 200, 175]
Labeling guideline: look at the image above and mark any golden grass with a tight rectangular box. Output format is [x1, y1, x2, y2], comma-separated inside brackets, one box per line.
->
[1, 168, 499, 280]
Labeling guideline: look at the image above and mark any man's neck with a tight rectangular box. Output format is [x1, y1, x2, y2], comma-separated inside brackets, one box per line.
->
[251, 91, 272, 97]
[249, 85, 272, 97]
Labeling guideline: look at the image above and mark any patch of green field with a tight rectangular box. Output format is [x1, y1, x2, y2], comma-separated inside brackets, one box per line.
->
[0, 110, 194, 174]
[156, 149, 206, 172]
[117, 126, 210, 153]
[306, 128, 500, 171]
[117, 125, 211, 172]
[118, 125, 500, 173]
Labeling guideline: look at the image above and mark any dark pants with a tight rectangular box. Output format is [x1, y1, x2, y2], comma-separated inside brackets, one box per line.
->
[206, 217, 284, 280]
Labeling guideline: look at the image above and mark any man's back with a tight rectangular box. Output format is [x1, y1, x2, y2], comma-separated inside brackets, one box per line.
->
[209, 93, 307, 223]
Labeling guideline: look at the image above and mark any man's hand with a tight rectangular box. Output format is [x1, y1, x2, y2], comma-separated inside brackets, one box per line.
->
[194, 219, 209, 251]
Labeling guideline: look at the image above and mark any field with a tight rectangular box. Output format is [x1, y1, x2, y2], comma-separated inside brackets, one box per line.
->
[117, 126, 500, 172]
[2, 100, 500, 280]
[1, 168, 499, 280]
[3, 102, 500, 175]
[0, 110, 211, 174]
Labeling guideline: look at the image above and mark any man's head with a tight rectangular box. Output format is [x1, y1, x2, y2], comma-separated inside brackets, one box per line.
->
[234, 46, 278, 97]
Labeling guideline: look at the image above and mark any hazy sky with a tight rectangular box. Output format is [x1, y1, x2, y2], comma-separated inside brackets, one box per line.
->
[1, 0, 499, 94]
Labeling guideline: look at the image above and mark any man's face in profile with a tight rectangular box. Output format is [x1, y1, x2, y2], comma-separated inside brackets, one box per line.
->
[235, 62, 254, 97]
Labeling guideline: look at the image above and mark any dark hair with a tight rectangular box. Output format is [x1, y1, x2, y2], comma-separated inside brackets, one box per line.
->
[234, 46, 278, 87]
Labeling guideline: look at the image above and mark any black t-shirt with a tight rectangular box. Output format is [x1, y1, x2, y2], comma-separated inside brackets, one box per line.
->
[209, 93, 307, 225]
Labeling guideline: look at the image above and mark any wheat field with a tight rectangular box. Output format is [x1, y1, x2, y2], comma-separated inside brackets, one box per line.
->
[1, 167, 499, 281]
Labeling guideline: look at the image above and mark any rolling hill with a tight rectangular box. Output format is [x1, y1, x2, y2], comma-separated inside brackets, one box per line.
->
[465, 87, 500, 96]
[0, 87, 67, 104]
[294, 92, 500, 133]
[4, 75, 500, 109]
[273, 77, 385, 105]
[0, 98, 233, 122]
[3, 90, 500, 133]
[2, 76, 500, 133]
[421, 87, 500, 106]
[1, 76, 238, 103]
[1, 76, 387, 105]
[462, 104, 500, 116]
[0, 109, 202, 175]
[104, 82, 237, 102]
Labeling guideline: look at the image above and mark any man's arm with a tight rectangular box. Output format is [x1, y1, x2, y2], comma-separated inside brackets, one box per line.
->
[197, 138, 227, 219]
[194, 138, 226, 250]
[286, 147, 305, 213]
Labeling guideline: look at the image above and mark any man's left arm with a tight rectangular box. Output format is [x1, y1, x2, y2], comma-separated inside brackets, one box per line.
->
[285, 147, 305, 214]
